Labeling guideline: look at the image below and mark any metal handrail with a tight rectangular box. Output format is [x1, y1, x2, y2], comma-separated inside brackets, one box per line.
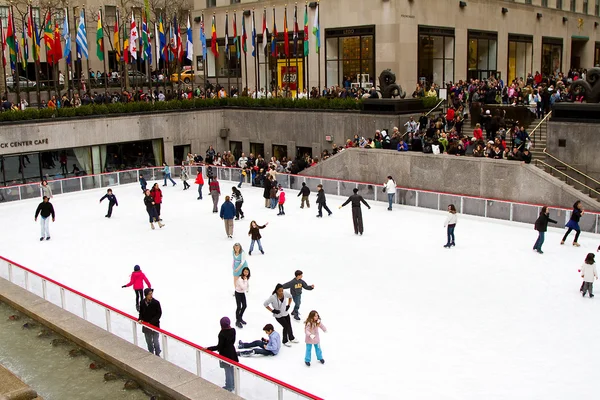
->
[425, 99, 445, 117]
[529, 111, 552, 144]
[542, 148, 600, 188]
[534, 159, 600, 197]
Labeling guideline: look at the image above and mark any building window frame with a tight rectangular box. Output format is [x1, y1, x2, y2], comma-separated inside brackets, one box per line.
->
[207, 0, 216, 8]
[557, 0, 563, 9]
[542, 0, 549, 6]
[417, 26, 455, 87]
[571, 0, 577, 11]
[541, 37, 563, 77]
[467, 30, 498, 81]
[507, 34, 534, 83]
[583, 0, 589, 13]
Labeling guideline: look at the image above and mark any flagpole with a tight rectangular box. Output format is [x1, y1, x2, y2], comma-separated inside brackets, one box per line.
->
[201, 13, 206, 95]
[286, 5, 290, 98]
[294, 3, 298, 99]
[317, 0, 321, 96]
[34, 5, 42, 107]
[253, 10, 258, 97]
[72, 5, 80, 99]
[305, 2, 309, 99]
[116, 7, 123, 94]
[99, 9, 108, 92]
[0, 16, 7, 99]
[188, 11, 194, 97]
[83, 7, 90, 94]
[10, 6, 21, 104]
[226, 12, 230, 98]
[243, 13, 248, 96]
[64, 6, 72, 102]
[22, 15, 31, 106]
[264, 8, 267, 98]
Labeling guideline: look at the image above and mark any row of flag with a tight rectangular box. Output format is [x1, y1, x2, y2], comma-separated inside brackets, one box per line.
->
[0, 3, 321, 73]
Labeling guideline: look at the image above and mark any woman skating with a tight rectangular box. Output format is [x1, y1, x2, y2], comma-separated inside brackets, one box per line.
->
[562, 200, 583, 247]
[144, 189, 164, 229]
[181, 166, 190, 190]
[263, 284, 297, 347]
[533, 206, 557, 254]
[150, 183, 163, 221]
[383, 176, 396, 211]
[248, 221, 268, 255]
[206, 317, 239, 392]
[231, 187, 245, 220]
[121, 265, 151, 311]
[443, 204, 457, 248]
[232, 243, 248, 290]
[234, 267, 250, 328]
[304, 310, 327, 366]
[40, 179, 53, 199]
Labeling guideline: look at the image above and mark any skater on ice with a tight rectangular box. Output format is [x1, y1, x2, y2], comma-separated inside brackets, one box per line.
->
[533, 206, 557, 254]
[298, 182, 310, 209]
[383, 176, 396, 211]
[277, 185, 286, 216]
[580, 253, 597, 298]
[562, 200, 583, 247]
[231, 187, 245, 220]
[180, 166, 190, 190]
[234, 267, 250, 328]
[195, 169, 204, 200]
[40, 179, 53, 199]
[220, 196, 236, 238]
[304, 310, 327, 366]
[206, 317, 238, 392]
[232, 243, 248, 290]
[144, 189, 164, 229]
[316, 184, 332, 217]
[34, 196, 55, 241]
[210, 176, 221, 213]
[339, 188, 371, 235]
[150, 183, 163, 221]
[264, 284, 297, 347]
[99, 188, 118, 218]
[237, 323, 281, 357]
[162, 163, 176, 187]
[121, 265, 151, 312]
[248, 221, 267, 255]
[282, 270, 314, 321]
[139, 174, 147, 192]
[443, 204, 458, 248]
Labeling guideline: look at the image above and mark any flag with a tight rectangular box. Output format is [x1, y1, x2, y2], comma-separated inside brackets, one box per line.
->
[6, 8, 17, 70]
[141, 11, 148, 60]
[312, 3, 320, 54]
[32, 12, 40, 62]
[293, 5, 299, 53]
[21, 20, 28, 68]
[63, 9, 71, 64]
[43, 10, 53, 65]
[146, 19, 152, 65]
[154, 21, 160, 65]
[251, 11, 256, 58]
[242, 12, 247, 55]
[0, 18, 6, 67]
[158, 16, 166, 61]
[283, 7, 289, 58]
[303, 4, 309, 56]
[211, 15, 218, 57]
[186, 15, 193, 61]
[233, 13, 239, 60]
[76, 9, 88, 59]
[200, 14, 207, 59]
[170, 16, 177, 59]
[168, 22, 174, 61]
[96, 10, 104, 61]
[176, 19, 183, 62]
[225, 13, 229, 60]
[129, 11, 138, 60]
[113, 9, 120, 61]
[53, 23, 63, 62]
[271, 8, 277, 57]
[261, 9, 267, 54]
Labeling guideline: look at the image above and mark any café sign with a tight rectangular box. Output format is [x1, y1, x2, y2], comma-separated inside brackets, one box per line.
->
[0, 138, 49, 149]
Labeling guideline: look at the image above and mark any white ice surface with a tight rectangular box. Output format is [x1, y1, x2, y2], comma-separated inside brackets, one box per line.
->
[0, 180, 599, 400]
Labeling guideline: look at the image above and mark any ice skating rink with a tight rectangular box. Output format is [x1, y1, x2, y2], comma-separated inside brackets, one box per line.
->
[0, 180, 599, 400]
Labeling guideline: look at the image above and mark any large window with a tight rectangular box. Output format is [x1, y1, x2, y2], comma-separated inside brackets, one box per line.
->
[0, 6, 8, 27]
[418, 26, 454, 86]
[206, 0, 216, 7]
[542, 0, 549, 6]
[584, 0, 589, 13]
[571, 0, 577, 11]
[467, 30, 497, 81]
[508, 35, 533, 83]
[542, 37, 563, 76]
[596, 0, 600, 15]
[206, 39, 242, 90]
[557, 0, 563, 9]
[325, 26, 375, 89]
[595, 42, 600, 66]
[257, 32, 305, 95]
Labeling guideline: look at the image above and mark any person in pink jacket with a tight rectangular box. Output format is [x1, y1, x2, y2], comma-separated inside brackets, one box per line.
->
[277, 185, 286, 216]
[304, 310, 326, 366]
[122, 265, 152, 311]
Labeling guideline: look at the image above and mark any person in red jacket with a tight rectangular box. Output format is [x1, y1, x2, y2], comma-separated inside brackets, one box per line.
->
[277, 185, 286, 216]
[150, 183, 163, 220]
[195, 170, 205, 200]
[122, 265, 152, 311]
[209, 176, 221, 213]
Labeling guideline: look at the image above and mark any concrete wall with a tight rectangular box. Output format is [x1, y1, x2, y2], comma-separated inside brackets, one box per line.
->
[301, 148, 600, 211]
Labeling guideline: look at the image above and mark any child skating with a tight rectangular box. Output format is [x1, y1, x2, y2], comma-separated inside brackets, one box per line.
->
[248, 221, 267, 255]
[99, 188, 118, 218]
[282, 270, 314, 320]
[580, 253, 597, 298]
[443, 204, 457, 248]
[139, 174, 147, 192]
[121, 265, 151, 311]
[237, 324, 281, 357]
[562, 200, 583, 247]
[304, 310, 327, 366]
[316, 184, 332, 217]
[277, 185, 286, 216]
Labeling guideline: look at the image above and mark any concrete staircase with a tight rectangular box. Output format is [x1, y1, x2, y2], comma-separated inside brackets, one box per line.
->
[527, 117, 547, 161]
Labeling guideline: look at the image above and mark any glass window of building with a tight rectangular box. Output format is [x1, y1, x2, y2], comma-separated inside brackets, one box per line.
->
[557, 0, 563, 9]
[595, 42, 600, 66]
[257, 32, 305, 96]
[467, 31, 498, 81]
[583, 0, 589, 13]
[571, 0, 577, 11]
[206, 39, 243, 90]
[542, 0, 549, 6]
[525, 0, 533, 4]
[596, 0, 600, 15]
[508, 35, 533, 83]
[325, 26, 375, 90]
[418, 26, 455, 87]
[207, 0, 216, 7]
[541, 37, 563, 76]
[0, 6, 8, 27]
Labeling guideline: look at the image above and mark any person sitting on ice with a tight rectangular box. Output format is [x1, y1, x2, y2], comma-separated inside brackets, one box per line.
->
[237, 324, 281, 357]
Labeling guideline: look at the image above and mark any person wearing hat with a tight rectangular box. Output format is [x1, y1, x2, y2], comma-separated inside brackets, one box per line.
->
[338, 188, 371, 235]
[138, 288, 162, 356]
[207, 317, 239, 392]
[122, 265, 152, 312]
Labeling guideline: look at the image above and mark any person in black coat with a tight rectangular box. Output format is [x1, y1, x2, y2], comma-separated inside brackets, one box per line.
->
[99, 188, 118, 218]
[315, 184, 332, 217]
[138, 288, 162, 356]
[339, 188, 371, 235]
[533, 206, 557, 254]
[207, 317, 239, 392]
[263, 176, 272, 208]
[35, 196, 55, 241]
[298, 182, 310, 208]
[144, 190, 163, 229]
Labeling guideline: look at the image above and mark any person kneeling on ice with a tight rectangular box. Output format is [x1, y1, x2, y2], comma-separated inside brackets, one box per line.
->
[580, 253, 598, 298]
[237, 324, 281, 357]
[304, 310, 327, 366]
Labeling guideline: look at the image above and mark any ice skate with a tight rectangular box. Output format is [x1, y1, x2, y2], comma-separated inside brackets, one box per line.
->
[150, 222, 155, 230]
[235, 321, 243, 328]
[260, 250, 264, 254]
[320, 359, 325, 364]
[290, 338, 299, 343]
[283, 342, 292, 347]
[240, 320, 247, 325]
[248, 251, 252, 255]
[40, 237, 44, 241]
[158, 221, 165, 228]
[573, 242, 580, 247]
[560, 240, 565, 245]
[46, 237, 50, 240]
[305, 361, 311, 367]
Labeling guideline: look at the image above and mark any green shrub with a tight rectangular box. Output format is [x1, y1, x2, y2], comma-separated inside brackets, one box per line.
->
[422, 96, 440, 110]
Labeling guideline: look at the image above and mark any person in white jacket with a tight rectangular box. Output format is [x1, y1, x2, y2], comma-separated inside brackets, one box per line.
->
[383, 176, 396, 211]
[444, 204, 458, 248]
[580, 253, 598, 298]
[264, 284, 297, 347]
[234, 267, 250, 328]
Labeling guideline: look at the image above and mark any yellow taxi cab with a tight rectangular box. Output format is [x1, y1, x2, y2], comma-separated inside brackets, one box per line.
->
[170, 70, 195, 83]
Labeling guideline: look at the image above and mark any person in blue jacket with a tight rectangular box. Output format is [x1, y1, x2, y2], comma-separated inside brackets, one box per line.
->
[562, 200, 584, 247]
[99, 188, 118, 218]
[237, 324, 281, 356]
[220, 195, 236, 238]
[162, 163, 176, 187]
[139, 174, 147, 192]
[397, 140, 408, 152]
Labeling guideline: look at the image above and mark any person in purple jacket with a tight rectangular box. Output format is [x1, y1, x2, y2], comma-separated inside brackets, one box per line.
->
[122, 265, 152, 311]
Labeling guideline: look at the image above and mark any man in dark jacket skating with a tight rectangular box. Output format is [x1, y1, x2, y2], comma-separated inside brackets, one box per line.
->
[99, 188, 118, 218]
[533, 206, 557, 254]
[138, 288, 162, 356]
[339, 188, 371, 235]
[298, 182, 311, 208]
[315, 184, 332, 218]
[35, 196, 55, 241]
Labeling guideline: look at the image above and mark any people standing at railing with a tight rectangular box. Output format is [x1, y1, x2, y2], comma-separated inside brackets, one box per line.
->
[234, 267, 250, 329]
[383, 176, 396, 211]
[231, 187, 244, 220]
[35, 196, 55, 241]
[316, 184, 332, 218]
[150, 184, 163, 221]
[443, 204, 458, 248]
[138, 288, 162, 356]
[195, 170, 204, 200]
[180, 166, 190, 190]
[40, 180, 53, 199]
[304, 310, 326, 367]
[298, 182, 311, 209]
[339, 188, 371, 236]
[562, 201, 583, 247]
[264, 284, 298, 347]
[237, 323, 281, 357]
[207, 316, 239, 392]
[144, 189, 164, 229]
[139, 174, 147, 192]
[209, 177, 221, 213]
[533, 206, 557, 254]
[248, 221, 267, 255]
[99, 189, 118, 218]
[162, 163, 177, 187]
[220, 196, 236, 238]
[282, 270, 314, 321]
[122, 265, 151, 312]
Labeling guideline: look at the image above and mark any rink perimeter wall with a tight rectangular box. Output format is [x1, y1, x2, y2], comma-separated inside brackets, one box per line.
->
[1, 164, 600, 233]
